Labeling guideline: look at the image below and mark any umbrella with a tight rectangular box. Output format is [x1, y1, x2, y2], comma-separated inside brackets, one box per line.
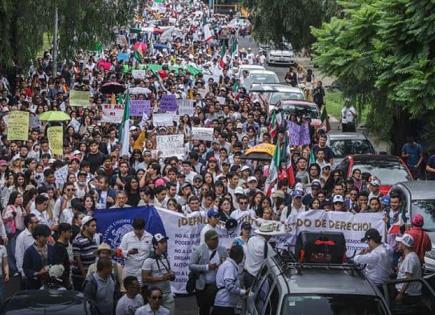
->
[240, 152, 272, 161]
[100, 81, 126, 95]
[241, 143, 276, 161]
[39, 111, 71, 121]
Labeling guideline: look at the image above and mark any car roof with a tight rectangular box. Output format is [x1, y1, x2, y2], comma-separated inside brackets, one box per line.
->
[394, 181, 435, 199]
[239, 65, 265, 70]
[327, 132, 368, 140]
[349, 154, 401, 162]
[248, 70, 278, 75]
[250, 84, 303, 93]
[279, 99, 318, 107]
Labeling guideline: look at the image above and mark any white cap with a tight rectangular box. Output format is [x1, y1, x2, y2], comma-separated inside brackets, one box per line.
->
[395, 233, 414, 248]
[370, 178, 381, 186]
[129, 126, 138, 131]
[73, 150, 82, 155]
[235, 187, 245, 195]
[333, 195, 344, 203]
[247, 176, 257, 183]
[241, 165, 250, 172]
[81, 216, 96, 228]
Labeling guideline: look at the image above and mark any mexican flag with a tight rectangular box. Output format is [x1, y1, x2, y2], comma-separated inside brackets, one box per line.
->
[203, 24, 213, 42]
[219, 43, 227, 69]
[231, 39, 238, 60]
[269, 110, 282, 141]
[264, 137, 281, 196]
[120, 93, 131, 157]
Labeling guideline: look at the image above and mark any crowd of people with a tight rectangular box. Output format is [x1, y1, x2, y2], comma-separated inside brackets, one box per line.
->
[0, 0, 433, 314]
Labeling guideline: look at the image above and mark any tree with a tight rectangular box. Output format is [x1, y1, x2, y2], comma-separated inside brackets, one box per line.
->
[311, 0, 435, 151]
[244, 0, 339, 51]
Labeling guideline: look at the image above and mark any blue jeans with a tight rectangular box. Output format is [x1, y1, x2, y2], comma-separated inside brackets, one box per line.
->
[6, 230, 19, 275]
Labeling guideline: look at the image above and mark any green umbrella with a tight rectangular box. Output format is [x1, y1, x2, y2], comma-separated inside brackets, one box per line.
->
[39, 111, 71, 121]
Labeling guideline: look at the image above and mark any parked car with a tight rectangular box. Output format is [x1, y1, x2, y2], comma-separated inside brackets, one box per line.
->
[326, 132, 376, 167]
[274, 99, 324, 130]
[335, 155, 413, 195]
[0, 290, 90, 315]
[266, 42, 295, 66]
[249, 84, 305, 110]
[228, 17, 252, 34]
[243, 70, 280, 91]
[389, 181, 435, 273]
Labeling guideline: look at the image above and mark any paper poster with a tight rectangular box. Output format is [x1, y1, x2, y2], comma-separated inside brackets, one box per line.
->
[152, 113, 174, 127]
[130, 100, 151, 117]
[132, 70, 146, 80]
[177, 99, 195, 116]
[197, 88, 207, 99]
[69, 90, 90, 107]
[159, 94, 178, 112]
[156, 134, 185, 158]
[29, 113, 41, 129]
[7, 111, 29, 141]
[47, 126, 63, 156]
[54, 164, 68, 188]
[101, 104, 125, 123]
[191, 127, 214, 141]
[217, 96, 226, 105]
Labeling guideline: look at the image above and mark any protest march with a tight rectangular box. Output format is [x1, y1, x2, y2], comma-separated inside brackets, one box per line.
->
[0, 0, 433, 314]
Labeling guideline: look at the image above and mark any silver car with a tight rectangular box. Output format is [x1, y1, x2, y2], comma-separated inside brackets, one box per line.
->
[266, 43, 295, 66]
[243, 70, 280, 92]
[249, 84, 305, 110]
[390, 181, 435, 273]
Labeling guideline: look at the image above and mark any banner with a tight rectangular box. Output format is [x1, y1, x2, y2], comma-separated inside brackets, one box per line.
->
[156, 134, 185, 158]
[117, 52, 129, 62]
[132, 70, 146, 80]
[95, 207, 385, 294]
[153, 113, 175, 127]
[159, 94, 178, 112]
[101, 104, 124, 123]
[177, 99, 195, 116]
[7, 111, 29, 141]
[47, 126, 63, 156]
[69, 90, 90, 107]
[191, 127, 214, 141]
[217, 96, 226, 105]
[130, 100, 151, 117]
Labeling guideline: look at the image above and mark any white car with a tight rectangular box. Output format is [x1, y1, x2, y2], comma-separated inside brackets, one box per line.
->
[267, 43, 295, 66]
[236, 64, 265, 80]
[243, 70, 280, 91]
[250, 84, 305, 110]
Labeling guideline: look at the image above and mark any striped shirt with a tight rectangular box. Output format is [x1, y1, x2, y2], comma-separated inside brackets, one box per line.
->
[72, 232, 99, 274]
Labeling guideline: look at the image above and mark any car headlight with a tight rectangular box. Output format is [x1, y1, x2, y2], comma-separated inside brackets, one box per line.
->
[426, 249, 435, 260]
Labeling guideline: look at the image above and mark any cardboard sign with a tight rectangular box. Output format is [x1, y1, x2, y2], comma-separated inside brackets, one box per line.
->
[7, 111, 29, 141]
[177, 99, 195, 116]
[69, 90, 90, 107]
[156, 134, 185, 158]
[130, 100, 151, 117]
[132, 70, 146, 80]
[101, 104, 125, 123]
[152, 113, 174, 127]
[47, 126, 63, 156]
[191, 127, 214, 141]
[159, 94, 178, 112]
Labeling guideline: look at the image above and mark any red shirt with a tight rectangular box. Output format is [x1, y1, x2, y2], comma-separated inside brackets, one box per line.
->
[406, 226, 432, 262]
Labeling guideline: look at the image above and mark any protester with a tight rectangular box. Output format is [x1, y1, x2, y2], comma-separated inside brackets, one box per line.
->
[15, 213, 38, 278]
[53, 222, 73, 289]
[199, 210, 219, 245]
[189, 229, 228, 315]
[135, 287, 169, 315]
[0, 237, 9, 304]
[115, 276, 144, 315]
[406, 214, 432, 263]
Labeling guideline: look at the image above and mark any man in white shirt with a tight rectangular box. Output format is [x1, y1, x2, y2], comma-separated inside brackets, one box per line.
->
[341, 101, 357, 132]
[15, 214, 39, 277]
[244, 222, 284, 288]
[119, 218, 153, 285]
[31, 194, 50, 226]
[230, 195, 256, 221]
[354, 228, 393, 286]
[200, 210, 219, 245]
[135, 287, 169, 315]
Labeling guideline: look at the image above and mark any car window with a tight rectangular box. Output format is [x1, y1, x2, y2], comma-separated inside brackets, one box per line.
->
[264, 284, 280, 315]
[282, 104, 319, 120]
[411, 199, 435, 231]
[251, 265, 269, 295]
[336, 158, 349, 175]
[352, 161, 412, 186]
[330, 140, 375, 158]
[270, 92, 304, 104]
[255, 275, 273, 313]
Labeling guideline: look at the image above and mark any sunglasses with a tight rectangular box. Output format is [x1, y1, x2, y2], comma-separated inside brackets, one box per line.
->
[66, 188, 76, 192]
[239, 201, 248, 205]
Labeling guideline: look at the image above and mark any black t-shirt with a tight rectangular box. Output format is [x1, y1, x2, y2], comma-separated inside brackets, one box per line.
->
[312, 144, 334, 163]
[53, 241, 70, 282]
[86, 151, 106, 173]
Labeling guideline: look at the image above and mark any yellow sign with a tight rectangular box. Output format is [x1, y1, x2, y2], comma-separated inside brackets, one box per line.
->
[69, 90, 90, 107]
[7, 111, 29, 141]
[47, 126, 63, 156]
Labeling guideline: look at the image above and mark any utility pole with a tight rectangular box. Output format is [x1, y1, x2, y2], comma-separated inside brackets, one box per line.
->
[52, 3, 59, 77]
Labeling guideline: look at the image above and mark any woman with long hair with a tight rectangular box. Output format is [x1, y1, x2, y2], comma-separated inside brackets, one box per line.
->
[11, 173, 27, 195]
[125, 176, 140, 207]
[83, 194, 96, 216]
[250, 192, 265, 218]
[217, 197, 233, 222]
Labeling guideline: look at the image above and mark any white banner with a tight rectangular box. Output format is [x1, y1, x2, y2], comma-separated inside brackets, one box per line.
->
[155, 208, 385, 294]
[156, 134, 185, 158]
[101, 104, 124, 123]
[191, 127, 214, 141]
[217, 96, 226, 105]
[177, 99, 195, 116]
[132, 70, 146, 80]
[152, 113, 175, 127]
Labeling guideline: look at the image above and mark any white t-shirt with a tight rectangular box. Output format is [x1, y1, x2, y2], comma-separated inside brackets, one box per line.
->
[341, 106, 356, 124]
[135, 304, 169, 315]
[396, 251, 422, 296]
[115, 293, 144, 315]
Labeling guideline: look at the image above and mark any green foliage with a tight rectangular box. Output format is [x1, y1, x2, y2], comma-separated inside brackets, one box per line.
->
[311, 0, 435, 147]
[244, 0, 339, 51]
[0, 0, 134, 69]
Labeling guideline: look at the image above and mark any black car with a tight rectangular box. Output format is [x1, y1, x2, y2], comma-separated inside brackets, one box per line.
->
[0, 290, 90, 315]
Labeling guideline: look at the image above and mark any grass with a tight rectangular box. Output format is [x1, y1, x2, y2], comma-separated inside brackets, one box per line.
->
[325, 88, 369, 125]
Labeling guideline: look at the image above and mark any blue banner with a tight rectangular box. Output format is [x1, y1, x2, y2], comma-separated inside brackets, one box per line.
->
[94, 206, 166, 248]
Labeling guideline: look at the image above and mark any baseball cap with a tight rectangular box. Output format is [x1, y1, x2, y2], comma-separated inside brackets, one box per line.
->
[241, 165, 250, 172]
[395, 233, 414, 248]
[370, 178, 381, 186]
[411, 214, 424, 227]
[311, 180, 321, 189]
[0, 160, 8, 167]
[236, 122, 243, 129]
[247, 176, 257, 183]
[271, 190, 285, 199]
[204, 230, 218, 241]
[72, 150, 82, 156]
[333, 195, 344, 203]
[129, 126, 138, 131]
[292, 190, 303, 198]
[152, 233, 169, 245]
[81, 216, 96, 228]
[361, 228, 381, 242]
[207, 210, 220, 218]
[235, 187, 245, 195]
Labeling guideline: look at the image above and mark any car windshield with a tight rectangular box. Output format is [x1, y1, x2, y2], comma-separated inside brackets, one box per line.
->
[411, 199, 435, 231]
[281, 295, 387, 315]
[330, 139, 375, 158]
[352, 161, 412, 186]
[270, 92, 304, 104]
[249, 74, 279, 84]
[282, 104, 319, 120]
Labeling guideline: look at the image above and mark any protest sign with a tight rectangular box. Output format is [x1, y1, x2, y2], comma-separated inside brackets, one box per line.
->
[7, 111, 29, 141]
[197, 88, 207, 99]
[217, 96, 226, 105]
[47, 126, 63, 156]
[101, 104, 124, 123]
[152, 113, 174, 127]
[29, 113, 41, 129]
[159, 94, 178, 112]
[177, 99, 195, 116]
[132, 69, 146, 80]
[117, 52, 129, 62]
[130, 100, 151, 117]
[69, 90, 90, 107]
[156, 134, 185, 158]
[54, 165, 68, 188]
[191, 127, 214, 141]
